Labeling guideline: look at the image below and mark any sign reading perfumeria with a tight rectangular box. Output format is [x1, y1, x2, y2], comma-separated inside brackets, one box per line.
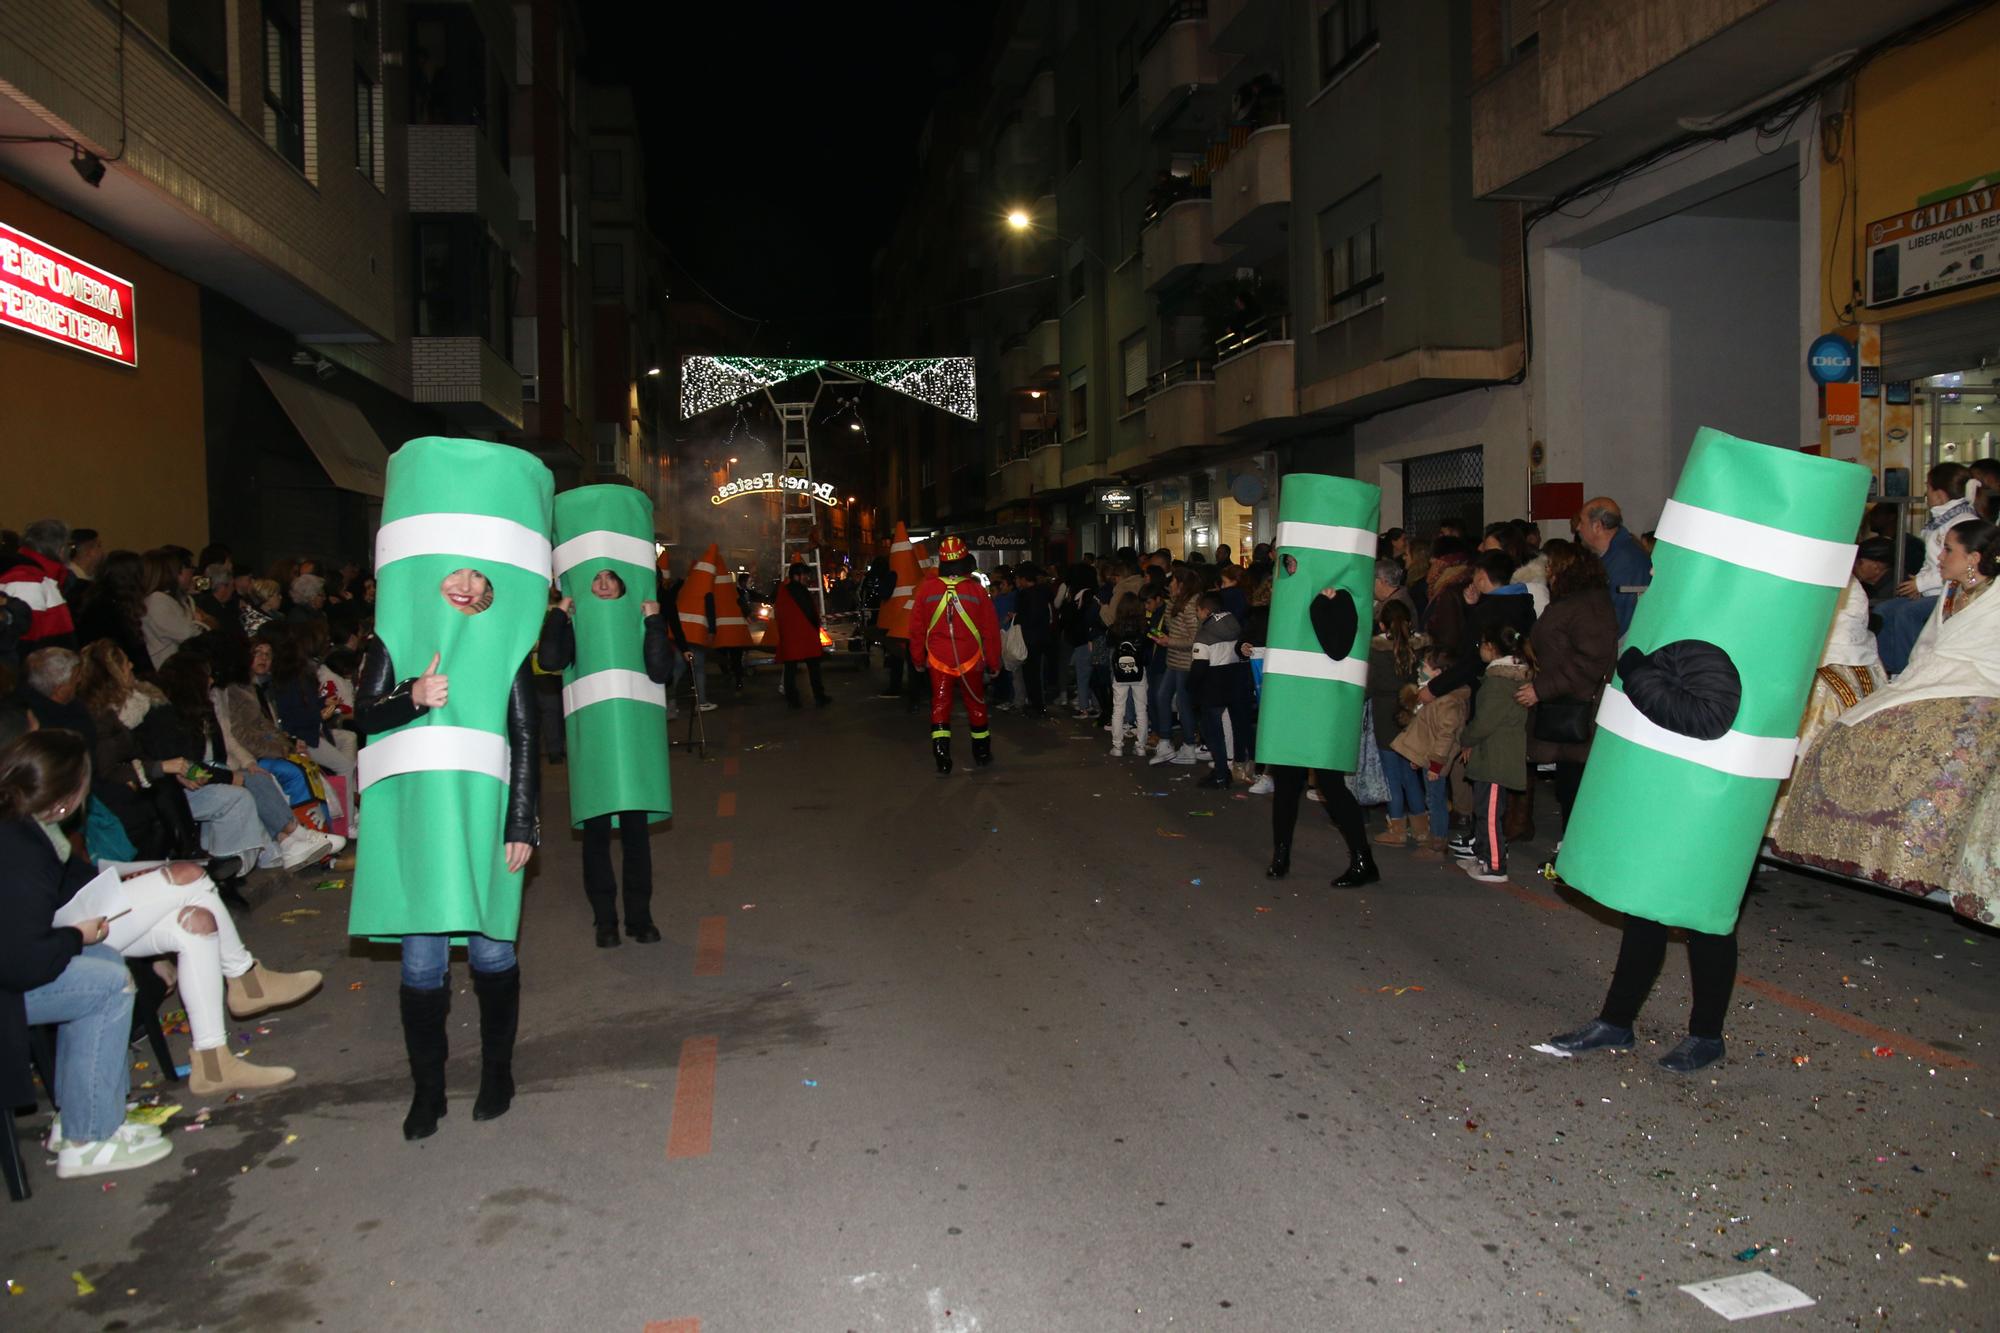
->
[1864, 184, 1999, 309]
[710, 472, 840, 506]
[0, 222, 137, 366]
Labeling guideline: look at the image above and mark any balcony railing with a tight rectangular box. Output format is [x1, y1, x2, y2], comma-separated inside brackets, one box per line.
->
[1139, 0, 1209, 58]
[1215, 311, 1289, 360]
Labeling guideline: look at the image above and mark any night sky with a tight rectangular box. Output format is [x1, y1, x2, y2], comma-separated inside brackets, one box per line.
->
[581, 2, 1000, 356]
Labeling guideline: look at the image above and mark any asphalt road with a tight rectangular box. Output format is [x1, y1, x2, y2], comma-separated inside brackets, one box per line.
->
[5, 657, 1995, 1331]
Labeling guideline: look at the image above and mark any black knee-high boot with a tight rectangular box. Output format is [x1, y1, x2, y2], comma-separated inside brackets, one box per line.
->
[1322, 775, 1380, 888]
[471, 966, 520, 1122]
[1269, 766, 1305, 877]
[399, 986, 451, 1141]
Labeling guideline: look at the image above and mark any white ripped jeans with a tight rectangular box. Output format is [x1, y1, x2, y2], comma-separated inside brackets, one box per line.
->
[103, 869, 255, 1052]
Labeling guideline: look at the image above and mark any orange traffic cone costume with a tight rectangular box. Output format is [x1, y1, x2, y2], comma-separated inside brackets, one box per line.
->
[911, 535, 1002, 775]
[709, 565, 755, 649]
[676, 544, 720, 647]
[877, 524, 919, 640]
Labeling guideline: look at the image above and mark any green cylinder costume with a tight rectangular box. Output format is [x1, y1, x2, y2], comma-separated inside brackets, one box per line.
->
[1555, 428, 1869, 934]
[350, 437, 555, 942]
[552, 485, 672, 828]
[1254, 474, 1383, 772]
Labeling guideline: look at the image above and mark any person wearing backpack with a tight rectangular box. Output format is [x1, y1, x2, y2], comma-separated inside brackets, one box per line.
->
[1106, 595, 1152, 756]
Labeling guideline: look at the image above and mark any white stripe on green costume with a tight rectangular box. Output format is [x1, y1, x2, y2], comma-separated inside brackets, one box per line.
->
[351, 437, 555, 944]
[553, 485, 673, 829]
[1253, 473, 1382, 773]
[1555, 427, 1868, 935]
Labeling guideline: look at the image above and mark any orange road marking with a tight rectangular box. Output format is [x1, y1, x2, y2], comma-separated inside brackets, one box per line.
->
[694, 915, 727, 976]
[716, 792, 736, 818]
[708, 841, 732, 878]
[1736, 975, 1976, 1070]
[1485, 877, 1567, 913]
[666, 1036, 718, 1160]
[722, 758, 740, 778]
[644, 1319, 700, 1332]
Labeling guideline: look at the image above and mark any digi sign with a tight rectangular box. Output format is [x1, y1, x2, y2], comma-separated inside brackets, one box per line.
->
[0, 221, 138, 367]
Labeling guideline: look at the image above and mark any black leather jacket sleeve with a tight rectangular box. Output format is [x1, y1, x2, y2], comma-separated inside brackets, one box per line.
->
[642, 614, 676, 683]
[504, 660, 539, 845]
[537, 609, 576, 672]
[354, 638, 424, 735]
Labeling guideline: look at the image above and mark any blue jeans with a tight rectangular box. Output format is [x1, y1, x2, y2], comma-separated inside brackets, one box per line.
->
[1382, 747, 1427, 819]
[1148, 667, 1174, 742]
[400, 933, 518, 990]
[1170, 668, 1195, 745]
[241, 768, 296, 835]
[1421, 770, 1451, 839]
[23, 945, 134, 1143]
[1875, 595, 1936, 676]
[1070, 644, 1097, 711]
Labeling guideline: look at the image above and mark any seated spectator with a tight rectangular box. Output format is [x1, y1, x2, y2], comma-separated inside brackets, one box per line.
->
[1852, 536, 1896, 604]
[64, 527, 104, 601]
[18, 646, 97, 742]
[1768, 561, 1887, 830]
[75, 641, 203, 860]
[1876, 463, 1983, 675]
[240, 578, 283, 636]
[140, 548, 204, 667]
[1, 728, 176, 1178]
[269, 626, 356, 776]
[1774, 519, 2000, 924]
[75, 549, 153, 677]
[1, 518, 79, 652]
[286, 573, 327, 623]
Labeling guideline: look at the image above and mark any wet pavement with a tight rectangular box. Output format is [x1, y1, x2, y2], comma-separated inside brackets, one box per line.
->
[4, 659, 1995, 1330]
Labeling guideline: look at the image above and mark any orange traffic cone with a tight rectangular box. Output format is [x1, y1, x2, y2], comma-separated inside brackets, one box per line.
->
[710, 565, 755, 649]
[877, 523, 920, 641]
[676, 544, 720, 647]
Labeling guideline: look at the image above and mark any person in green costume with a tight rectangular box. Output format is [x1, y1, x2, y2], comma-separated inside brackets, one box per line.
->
[1539, 428, 1868, 1074]
[351, 437, 553, 1141]
[1256, 473, 1383, 889]
[536, 483, 676, 949]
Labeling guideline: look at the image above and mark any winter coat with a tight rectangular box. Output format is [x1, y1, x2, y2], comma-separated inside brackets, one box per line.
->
[1099, 573, 1147, 627]
[0, 548, 77, 649]
[1421, 562, 1473, 648]
[910, 574, 1002, 676]
[1013, 583, 1054, 647]
[1601, 527, 1653, 636]
[1189, 609, 1247, 708]
[1461, 659, 1531, 791]
[1391, 684, 1469, 774]
[1524, 588, 1619, 764]
[1367, 633, 1422, 746]
[1163, 599, 1201, 672]
[0, 817, 93, 1108]
[219, 682, 295, 760]
[1428, 586, 1537, 702]
[774, 581, 825, 663]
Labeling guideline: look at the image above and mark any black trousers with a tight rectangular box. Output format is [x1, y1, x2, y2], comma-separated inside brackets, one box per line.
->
[1552, 759, 1586, 834]
[784, 658, 827, 705]
[1270, 764, 1366, 859]
[582, 812, 653, 929]
[1600, 916, 1739, 1039]
[1019, 642, 1048, 710]
[885, 638, 907, 694]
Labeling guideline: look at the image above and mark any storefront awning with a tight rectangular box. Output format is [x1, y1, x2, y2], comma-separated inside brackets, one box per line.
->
[252, 362, 390, 497]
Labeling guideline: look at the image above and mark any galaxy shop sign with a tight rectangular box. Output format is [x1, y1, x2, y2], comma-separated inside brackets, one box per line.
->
[710, 472, 839, 506]
[1864, 183, 2000, 309]
[0, 222, 137, 367]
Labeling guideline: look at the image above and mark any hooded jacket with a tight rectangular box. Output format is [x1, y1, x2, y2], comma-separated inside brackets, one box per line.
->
[1189, 609, 1247, 707]
[1461, 658, 1532, 790]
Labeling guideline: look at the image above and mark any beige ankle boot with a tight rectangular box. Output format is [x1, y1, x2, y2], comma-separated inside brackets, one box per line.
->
[1374, 816, 1411, 847]
[227, 962, 324, 1018]
[189, 1044, 296, 1096]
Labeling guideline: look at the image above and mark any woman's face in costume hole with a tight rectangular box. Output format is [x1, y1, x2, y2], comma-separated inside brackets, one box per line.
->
[591, 570, 626, 601]
[441, 569, 494, 615]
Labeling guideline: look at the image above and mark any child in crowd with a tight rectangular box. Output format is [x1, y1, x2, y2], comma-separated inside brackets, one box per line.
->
[1369, 600, 1425, 846]
[1190, 590, 1249, 789]
[989, 568, 1017, 710]
[1456, 622, 1531, 883]
[1107, 592, 1152, 756]
[1390, 642, 1469, 858]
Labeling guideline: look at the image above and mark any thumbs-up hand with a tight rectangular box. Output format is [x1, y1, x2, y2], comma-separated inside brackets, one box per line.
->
[412, 651, 449, 709]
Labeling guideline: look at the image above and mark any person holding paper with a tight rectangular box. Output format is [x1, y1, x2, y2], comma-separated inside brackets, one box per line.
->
[1, 728, 174, 1179]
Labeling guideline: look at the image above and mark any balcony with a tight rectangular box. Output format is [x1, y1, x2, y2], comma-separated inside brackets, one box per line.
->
[411, 337, 525, 430]
[1142, 198, 1232, 292]
[993, 455, 1033, 505]
[1471, 0, 1953, 200]
[1033, 437, 1063, 492]
[1140, 361, 1217, 459]
[407, 124, 517, 227]
[1209, 0, 1282, 57]
[1137, 4, 1233, 130]
[1210, 125, 1289, 259]
[1214, 318, 1295, 435]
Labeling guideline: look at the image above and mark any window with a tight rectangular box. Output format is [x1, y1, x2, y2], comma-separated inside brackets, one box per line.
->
[263, 0, 307, 171]
[590, 149, 622, 199]
[409, 5, 489, 130]
[1318, 0, 1378, 87]
[591, 241, 624, 296]
[1067, 244, 1088, 307]
[1319, 178, 1384, 323]
[1068, 368, 1089, 439]
[169, 0, 230, 100]
[413, 219, 512, 351]
[354, 70, 377, 177]
[1121, 332, 1149, 404]
[1063, 112, 1083, 172]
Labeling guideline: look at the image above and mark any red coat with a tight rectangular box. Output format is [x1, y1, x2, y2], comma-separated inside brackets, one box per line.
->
[773, 582, 824, 662]
[0, 549, 75, 646]
[910, 574, 1001, 676]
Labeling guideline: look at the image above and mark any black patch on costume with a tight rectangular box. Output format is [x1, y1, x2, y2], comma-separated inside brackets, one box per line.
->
[1310, 589, 1359, 662]
[1618, 640, 1741, 740]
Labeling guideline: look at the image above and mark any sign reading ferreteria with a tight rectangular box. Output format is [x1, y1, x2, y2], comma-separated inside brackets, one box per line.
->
[710, 472, 840, 507]
[0, 221, 137, 366]
[1864, 183, 2000, 309]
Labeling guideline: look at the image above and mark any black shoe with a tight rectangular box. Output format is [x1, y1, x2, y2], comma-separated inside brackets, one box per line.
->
[933, 734, 953, 776]
[971, 733, 993, 767]
[1331, 850, 1380, 888]
[1658, 1034, 1725, 1073]
[206, 854, 246, 882]
[399, 985, 450, 1141]
[1447, 834, 1476, 858]
[1543, 1018, 1635, 1055]
[594, 925, 621, 948]
[1267, 841, 1291, 879]
[1198, 772, 1231, 789]
[625, 922, 662, 944]
[470, 966, 520, 1122]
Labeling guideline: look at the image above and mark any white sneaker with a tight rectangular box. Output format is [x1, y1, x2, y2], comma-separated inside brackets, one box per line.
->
[1148, 741, 1177, 765]
[1194, 746, 1213, 762]
[1248, 773, 1275, 795]
[1169, 745, 1199, 766]
[1110, 747, 1124, 757]
[46, 1115, 164, 1152]
[1306, 787, 1323, 803]
[276, 827, 327, 869]
[56, 1124, 174, 1178]
[698, 702, 719, 713]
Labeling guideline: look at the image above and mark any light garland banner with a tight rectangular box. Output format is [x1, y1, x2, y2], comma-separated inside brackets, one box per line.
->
[710, 472, 841, 506]
[680, 355, 979, 422]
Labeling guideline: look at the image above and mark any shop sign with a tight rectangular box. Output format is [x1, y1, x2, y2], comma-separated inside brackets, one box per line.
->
[1096, 486, 1138, 513]
[964, 525, 1032, 550]
[1823, 381, 1860, 428]
[0, 221, 137, 367]
[1864, 184, 2000, 308]
[1807, 334, 1856, 385]
[710, 472, 839, 506]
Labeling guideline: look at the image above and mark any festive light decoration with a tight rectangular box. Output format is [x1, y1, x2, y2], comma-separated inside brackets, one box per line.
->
[680, 355, 979, 422]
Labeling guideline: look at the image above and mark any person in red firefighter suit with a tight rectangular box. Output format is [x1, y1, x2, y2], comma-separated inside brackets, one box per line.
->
[910, 536, 1002, 775]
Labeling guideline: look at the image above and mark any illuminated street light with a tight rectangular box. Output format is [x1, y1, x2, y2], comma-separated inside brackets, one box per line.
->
[1006, 208, 1031, 231]
[849, 422, 862, 431]
[645, 367, 662, 377]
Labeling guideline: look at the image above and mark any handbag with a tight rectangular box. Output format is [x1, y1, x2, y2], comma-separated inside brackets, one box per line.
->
[1001, 622, 1029, 670]
[1533, 696, 1597, 745]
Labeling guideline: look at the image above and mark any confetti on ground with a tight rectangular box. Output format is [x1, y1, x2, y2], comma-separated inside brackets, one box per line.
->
[1190, 878, 1202, 886]
[70, 1272, 95, 1297]
[1455, 1061, 1467, 1073]
[1186, 810, 1214, 817]
[1735, 1246, 1763, 1262]
[314, 878, 348, 891]
[1254, 906, 1273, 913]
[348, 982, 364, 991]
[740, 903, 757, 911]
[1873, 1045, 1895, 1058]
[1156, 829, 1186, 839]
[6, 1279, 21, 1295]
[1376, 985, 1425, 996]
[802, 1079, 818, 1087]
[100, 1182, 116, 1192]
[1918, 1274, 1967, 1289]
[284, 1133, 299, 1145]
[1792, 1055, 1810, 1066]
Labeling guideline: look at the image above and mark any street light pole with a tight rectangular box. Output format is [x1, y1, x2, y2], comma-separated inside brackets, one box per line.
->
[1005, 207, 1108, 270]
